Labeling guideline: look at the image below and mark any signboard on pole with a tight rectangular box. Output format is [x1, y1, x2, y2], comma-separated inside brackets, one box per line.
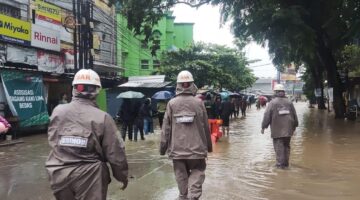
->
[34, 0, 62, 25]
[7, 44, 37, 66]
[328, 87, 334, 102]
[314, 88, 322, 97]
[1, 70, 49, 127]
[0, 14, 31, 46]
[37, 50, 64, 73]
[31, 24, 60, 52]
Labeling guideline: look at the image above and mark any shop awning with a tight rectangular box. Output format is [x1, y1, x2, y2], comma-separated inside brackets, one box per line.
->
[93, 61, 124, 73]
[118, 75, 171, 88]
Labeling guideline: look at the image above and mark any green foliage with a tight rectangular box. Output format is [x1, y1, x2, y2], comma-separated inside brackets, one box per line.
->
[301, 67, 316, 102]
[157, 43, 256, 90]
[339, 44, 360, 77]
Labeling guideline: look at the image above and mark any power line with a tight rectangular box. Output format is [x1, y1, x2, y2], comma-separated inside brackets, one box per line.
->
[248, 63, 273, 68]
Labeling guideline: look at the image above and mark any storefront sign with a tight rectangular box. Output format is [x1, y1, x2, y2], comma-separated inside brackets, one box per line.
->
[35, 20, 73, 43]
[34, 0, 61, 25]
[328, 87, 334, 102]
[0, 43, 6, 65]
[63, 49, 75, 69]
[1, 70, 49, 127]
[314, 88, 322, 97]
[7, 44, 37, 66]
[0, 14, 31, 46]
[37, 50, 64, 73]
[31, 24, 60, 52]
[95, 0, 112, 14]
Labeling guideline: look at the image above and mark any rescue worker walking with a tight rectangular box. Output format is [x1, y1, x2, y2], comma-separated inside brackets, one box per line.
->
[261, 84, 298, 169]
[160, 70, 212, 200]
[45, 69, 128, 200]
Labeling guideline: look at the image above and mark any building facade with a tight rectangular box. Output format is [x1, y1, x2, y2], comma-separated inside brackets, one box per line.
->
[117, 11, 194, 77]
[0, 0, 118, 129]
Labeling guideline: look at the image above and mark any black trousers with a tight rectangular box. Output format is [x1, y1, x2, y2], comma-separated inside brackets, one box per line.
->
[158, 113, 165, 128]
[133, 121, 144, 141]
[121, 120, 133, 141]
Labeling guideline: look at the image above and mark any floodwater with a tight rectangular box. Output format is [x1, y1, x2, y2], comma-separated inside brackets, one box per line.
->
[0, 102, 360, 200]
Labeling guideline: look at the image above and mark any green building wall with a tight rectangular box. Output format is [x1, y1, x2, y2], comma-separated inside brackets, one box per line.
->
[96, 89, 107, 112]
[173, 23, 194, 49]
[116, 12, 194, 77]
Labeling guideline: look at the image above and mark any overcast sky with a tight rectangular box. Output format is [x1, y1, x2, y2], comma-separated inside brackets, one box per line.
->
[172, 4, 277, 78]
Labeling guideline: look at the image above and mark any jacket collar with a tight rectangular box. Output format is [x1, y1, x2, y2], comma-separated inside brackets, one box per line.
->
[71, 97, 98, 107]
[175, 83, 198, 96]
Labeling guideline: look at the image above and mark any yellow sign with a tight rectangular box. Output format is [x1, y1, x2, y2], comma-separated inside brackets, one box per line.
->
[281, 73, 297, 81]
[35, 0, 61, 24]
[0, 14, 31, 45]
[95, 0, 112, 14]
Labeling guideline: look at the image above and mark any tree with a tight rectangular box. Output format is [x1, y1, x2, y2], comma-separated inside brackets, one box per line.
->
[339, 44, 360, 77]
[116, 0, 360, 118]
[216, 0, 360, 118]
[156, 43, 256, 89]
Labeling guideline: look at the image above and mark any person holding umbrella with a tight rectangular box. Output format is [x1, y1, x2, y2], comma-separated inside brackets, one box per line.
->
[220, 92, 234, 136]
[143, 98, 154, 135]
[118, 99, 136, 141]
[117, 91, 145, 141]
[152, 91, 173, 129]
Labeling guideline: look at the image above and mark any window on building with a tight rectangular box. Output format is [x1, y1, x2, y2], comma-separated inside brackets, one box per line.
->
[151, 39, 161, 56]
[141, 60, 149, 69]
[0, 4, 21, 19]
[153, 60, 160, 68]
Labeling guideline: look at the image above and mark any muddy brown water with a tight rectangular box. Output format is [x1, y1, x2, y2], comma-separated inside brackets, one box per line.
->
[0, 102, 359, 200]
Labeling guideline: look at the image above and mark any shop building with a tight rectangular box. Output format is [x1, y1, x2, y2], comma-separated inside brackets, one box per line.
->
[0, 0, 121, 134]
[116, 11, 194, 77]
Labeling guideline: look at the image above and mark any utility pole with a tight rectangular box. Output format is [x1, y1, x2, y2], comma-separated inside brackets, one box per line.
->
[72, 0, 94, 70]
[72, 0, 78, 70]
[277, 69, 281, 84]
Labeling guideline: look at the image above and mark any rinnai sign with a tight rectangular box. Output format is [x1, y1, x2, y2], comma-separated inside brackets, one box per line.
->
[34, 0, 61, 25]
[31, 24, 60, 52]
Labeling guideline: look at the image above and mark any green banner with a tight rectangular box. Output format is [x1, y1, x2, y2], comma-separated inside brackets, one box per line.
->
[1, 70, 49, 127]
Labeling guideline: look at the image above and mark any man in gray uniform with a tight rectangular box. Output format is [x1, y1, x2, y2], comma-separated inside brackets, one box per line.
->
[46, 69, 128, 200]
[261, 84, 298, 169]
[160, 70, 212, 200]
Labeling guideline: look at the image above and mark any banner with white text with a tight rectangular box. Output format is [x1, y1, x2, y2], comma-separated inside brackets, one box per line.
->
[1, 70, 49, 127]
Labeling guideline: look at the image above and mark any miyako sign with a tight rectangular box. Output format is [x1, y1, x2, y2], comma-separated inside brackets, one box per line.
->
[31, 24, 60, 52]
[0, 14, 31, 46]
[34, 0, 61, 25]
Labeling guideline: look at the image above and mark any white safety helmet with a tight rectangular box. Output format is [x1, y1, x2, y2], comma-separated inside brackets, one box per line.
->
[177, 70, 194, 83]
[72, 69, 101, 87]
[274, 84, 285, 91]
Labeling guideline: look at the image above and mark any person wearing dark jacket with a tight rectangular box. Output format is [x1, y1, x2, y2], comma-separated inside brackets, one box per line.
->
[133, 100, 145, 141]
[211, 96, 222, 119]
[261, 84, 298, 169]
[160, 70, 212, 200]
[143, 98, 154, 135]
[240, 96, 248, 117]
[119, 99, 137, 141]
[220, 97, 234, 136]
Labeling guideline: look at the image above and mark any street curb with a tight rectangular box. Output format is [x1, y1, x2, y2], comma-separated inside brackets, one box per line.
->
[0, 139, 25, 147]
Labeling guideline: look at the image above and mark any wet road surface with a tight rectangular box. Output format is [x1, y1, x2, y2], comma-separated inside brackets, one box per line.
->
[1, 102, 360, 200]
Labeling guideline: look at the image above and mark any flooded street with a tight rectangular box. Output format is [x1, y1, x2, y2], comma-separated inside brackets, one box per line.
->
[1, 102, 360, 200]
